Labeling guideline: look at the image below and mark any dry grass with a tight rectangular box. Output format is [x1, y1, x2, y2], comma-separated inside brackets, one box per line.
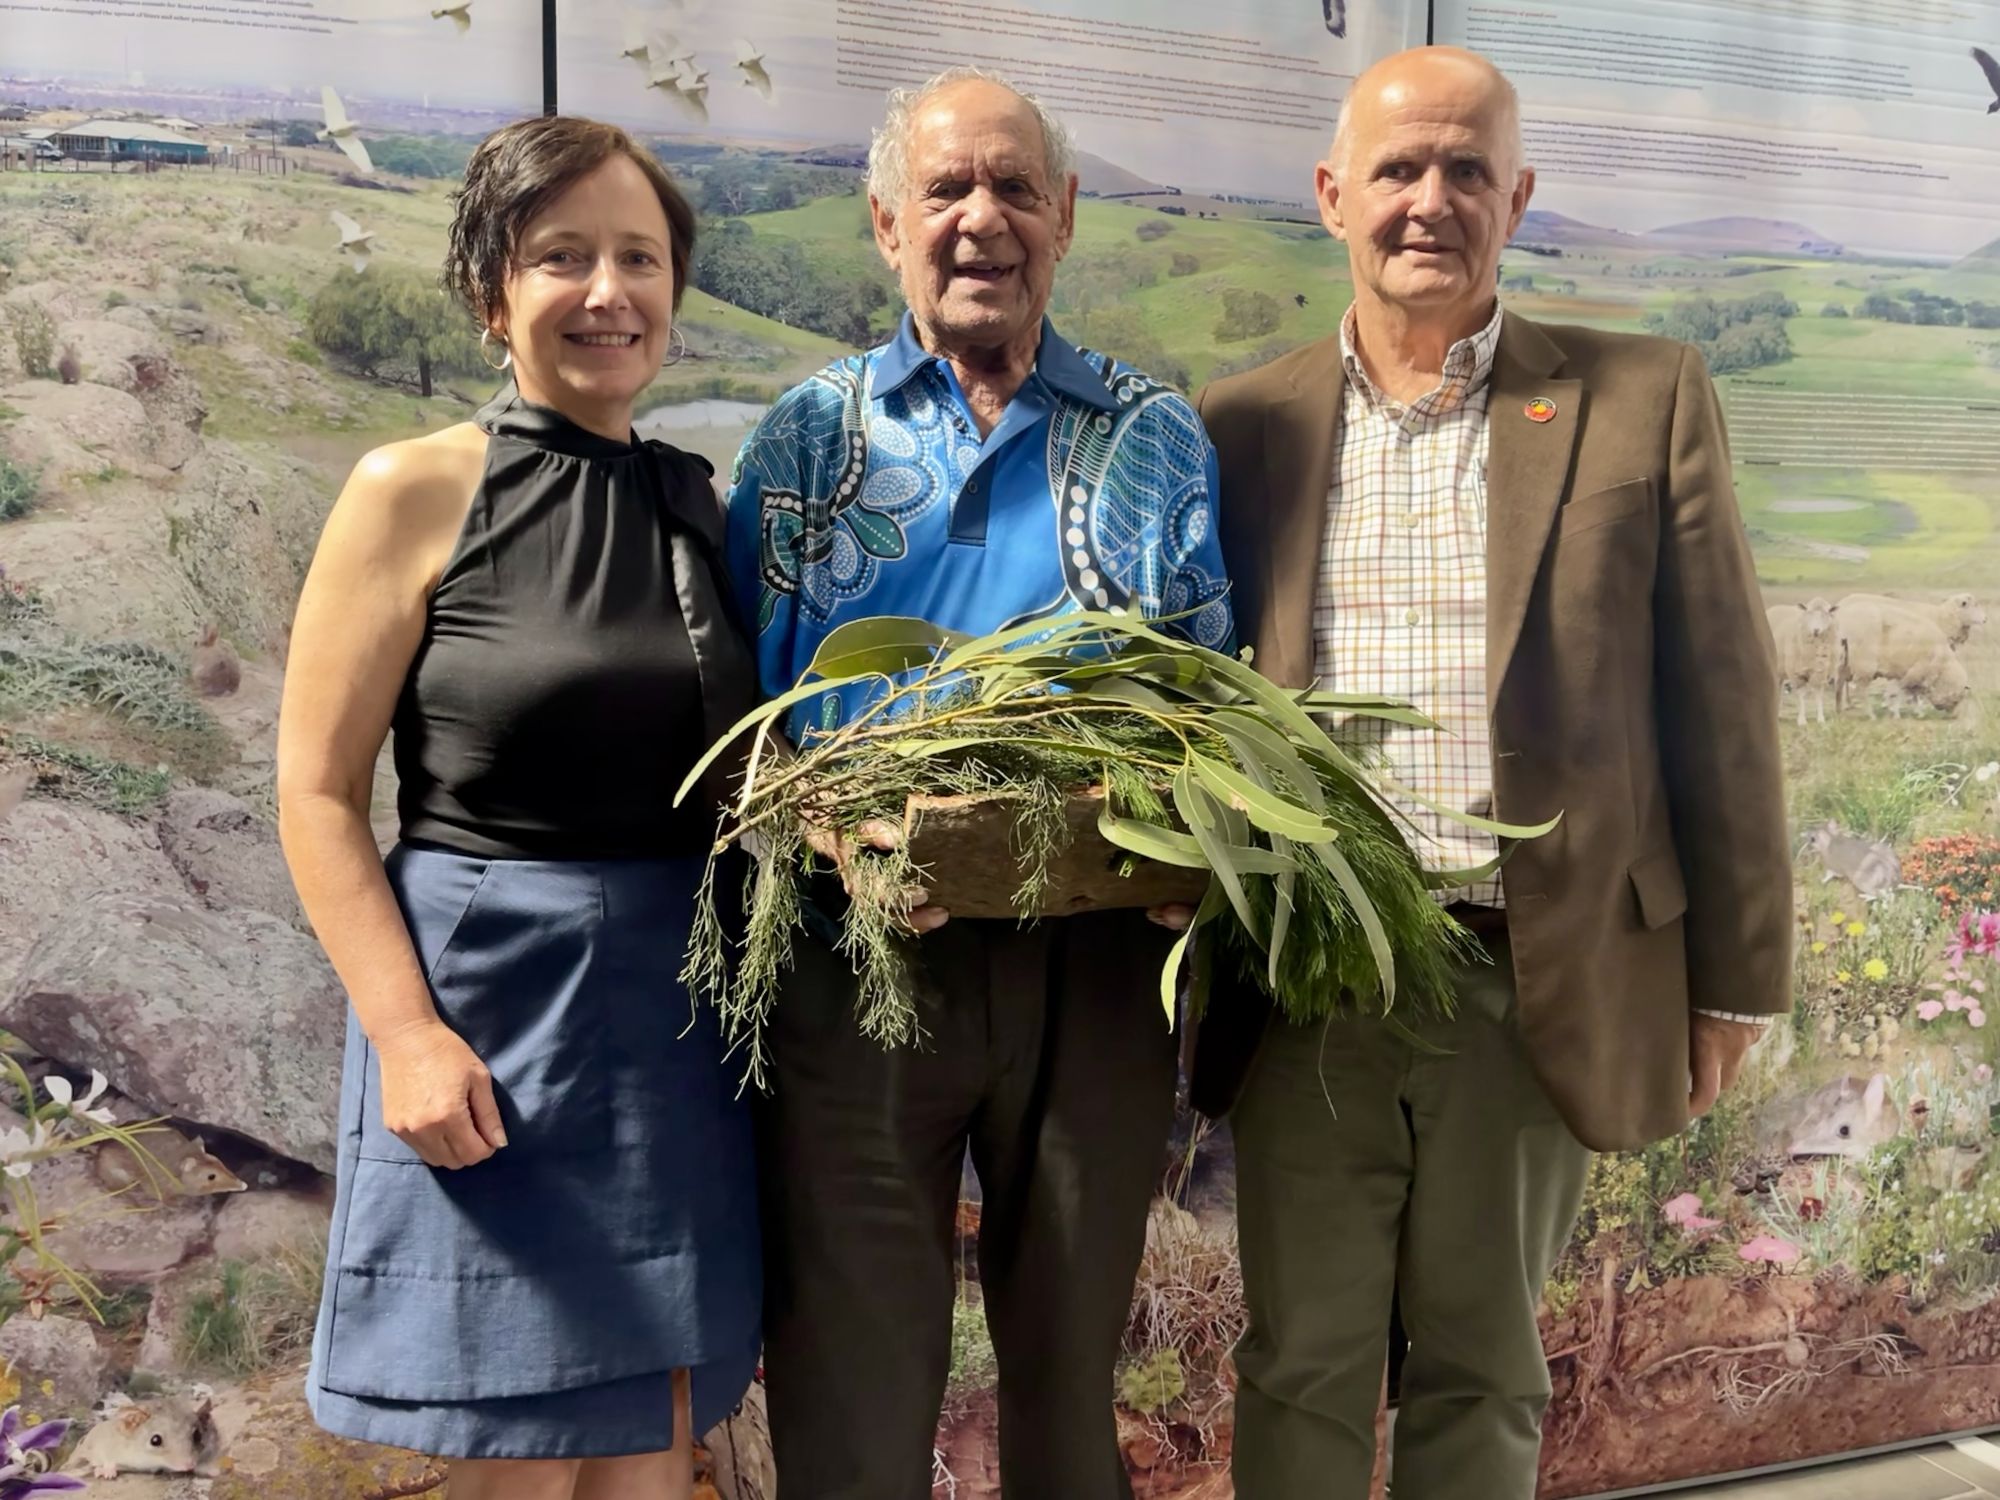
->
[1123, 1200, 1246, 1438]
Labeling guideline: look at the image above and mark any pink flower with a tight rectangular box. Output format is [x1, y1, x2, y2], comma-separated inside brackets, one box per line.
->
[1663, 1192, 1720, 1231]
[1740, 1235, 1802, 1266]
[1918, 999, 1946, 1021]
[1976, 1064, 1993, 1085]
[1972, 1008, 1988, 1029]
[1946, 991, 1966, 1012]
[1975, 980, 1989, 995]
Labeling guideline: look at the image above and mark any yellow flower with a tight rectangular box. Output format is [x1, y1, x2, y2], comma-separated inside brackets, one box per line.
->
[1864, 958, 1889, 982]
[1831, 910, 1847, 925]
[1837, 970, 1853, 983]
[1812, 941, 1828, 955]
[1846, 921, 1866, 938]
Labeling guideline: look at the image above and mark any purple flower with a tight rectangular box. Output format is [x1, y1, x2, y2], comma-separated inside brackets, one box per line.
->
[0, 1408, 82, 1497]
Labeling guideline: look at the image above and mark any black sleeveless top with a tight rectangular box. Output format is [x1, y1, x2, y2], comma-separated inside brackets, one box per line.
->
[391, 387, 740, 860]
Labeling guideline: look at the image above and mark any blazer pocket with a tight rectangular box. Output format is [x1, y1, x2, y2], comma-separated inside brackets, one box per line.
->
[1628, 847, 1689, 930]
[1558, 477, 1654, 540]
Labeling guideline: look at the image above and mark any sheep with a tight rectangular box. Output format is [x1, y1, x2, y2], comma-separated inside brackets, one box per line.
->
[1766, 598, 1841, 726]
[1837, 592, 1986, 648]
[1834, 598, 1970, 718]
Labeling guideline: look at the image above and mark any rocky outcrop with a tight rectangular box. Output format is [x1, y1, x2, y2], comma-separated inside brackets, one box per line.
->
[3, 892, 344, 1173]
[155, 789, 305, 933]
[0, 1312, 110, 1411]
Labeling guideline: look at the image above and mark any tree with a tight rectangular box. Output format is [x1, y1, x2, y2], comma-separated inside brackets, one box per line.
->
[1214, 289, 1281, 342]
[307, 267, 485, 397]
[703, 157, 764, 217]
[1821, 302, 1849, 317]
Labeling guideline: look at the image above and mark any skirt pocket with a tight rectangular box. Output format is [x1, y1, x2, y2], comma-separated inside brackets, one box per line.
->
[362, 852, 612, 1161]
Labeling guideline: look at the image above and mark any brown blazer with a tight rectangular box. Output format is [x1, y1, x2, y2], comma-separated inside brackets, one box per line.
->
[1188, 311, 1793, 1152]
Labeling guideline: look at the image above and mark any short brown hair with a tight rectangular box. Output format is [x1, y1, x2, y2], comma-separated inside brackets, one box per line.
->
[443, 115, 698, 326]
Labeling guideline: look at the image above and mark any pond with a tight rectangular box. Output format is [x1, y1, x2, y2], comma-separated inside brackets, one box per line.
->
[634, 398, 771, 473]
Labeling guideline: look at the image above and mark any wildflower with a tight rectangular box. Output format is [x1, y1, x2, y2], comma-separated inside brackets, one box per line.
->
[1973, 1008, 1988, 1029]
[1811, 941, 1828, 955]
[1947, 990, 1967, 1012]
[0, 1406, 81, 1495]
[1800, 1197, 1826, 1222]
[1663, 1192, 1720, 1231]
[1739, 1235, 1802, 1266]
[1846, 921, 1867, 938]
[1918, 999, 1946, 1021]
[41, 1070, 115, 1128]
[1976, 1064, 1993, 1085]
[1831, 910, 1847, 926]
[0, 1122, 52, 1181]
[1976, 761, 1998, 784]
[1864, 958, 1889, 982]
[1837, 970, 1853, 984]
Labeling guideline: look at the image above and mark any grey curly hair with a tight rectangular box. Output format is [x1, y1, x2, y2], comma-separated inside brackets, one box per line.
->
[866, 66, 1078, 206]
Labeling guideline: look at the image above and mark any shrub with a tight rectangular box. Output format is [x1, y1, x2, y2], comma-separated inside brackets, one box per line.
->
[1134, 219, 1174, 242]
[176, 1241, 325, 1377]
[1168, 252, 1200, 277]
[1214, 288, 1282, 342]
[1907, 834, 2000, 912]
[4, 305, 54, 379]
[0, 456, 39, 521]
[1822, 302, 1849, 317]
[103, 290, 128, 310]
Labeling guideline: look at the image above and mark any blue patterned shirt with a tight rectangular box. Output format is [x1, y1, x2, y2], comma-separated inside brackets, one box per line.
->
[726, 315, 1236, 738]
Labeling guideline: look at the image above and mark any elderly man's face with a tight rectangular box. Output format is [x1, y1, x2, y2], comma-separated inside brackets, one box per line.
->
[1319, 63, 1531, 323]
[872, 82, 1077, 357]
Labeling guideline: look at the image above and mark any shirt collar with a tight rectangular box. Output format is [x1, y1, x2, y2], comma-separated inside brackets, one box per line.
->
[1338, 299, 1505, 419]
[870, 312, 1119, 413]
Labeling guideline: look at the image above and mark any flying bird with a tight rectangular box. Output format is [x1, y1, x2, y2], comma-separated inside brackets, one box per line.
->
[735, 39, 775, 102]
[1975, 47, 2000, 112]
[647, 61, 709, 123]
[330, 209, 375, 272]
[318, 86, 374, 174]
[430, 1, 471, 32]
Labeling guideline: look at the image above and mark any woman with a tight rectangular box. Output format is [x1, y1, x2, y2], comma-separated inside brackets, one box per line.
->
[278, 116, 759, 1500]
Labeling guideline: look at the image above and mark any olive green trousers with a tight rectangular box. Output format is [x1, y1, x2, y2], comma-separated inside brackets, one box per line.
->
[1229, 936, 1593, 1499]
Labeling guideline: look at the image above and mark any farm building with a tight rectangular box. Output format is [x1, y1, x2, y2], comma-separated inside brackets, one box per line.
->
[50, 119, 209, 163]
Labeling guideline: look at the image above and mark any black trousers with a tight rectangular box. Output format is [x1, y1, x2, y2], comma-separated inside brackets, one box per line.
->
[755, 908, 1180, 1500]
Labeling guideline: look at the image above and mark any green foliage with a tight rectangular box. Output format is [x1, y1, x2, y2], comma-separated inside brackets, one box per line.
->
[362, 133, 476, 180]
[1134, 219, 1175, 243]
[1118, 1348, 1186, 1414]
[285, 338, 324, 368]
[692, 218, 896, 346]
[0, 456, 39, 521]
[1797, 758, 1969, 843]
[1821, 302, 1849, 317]
[1214, 288, 1282, 342]
[176, 1243, 325, 1377]
[946, 1290, 997, 1400]
[103, 290, 128, 310]
[1643, 291, 1796, 373]
[1168, 252, 1200, 278]
[4, 305, 55, 379]
[700, 157, 854, 217]
[307, 265, 486, 396]
[682, 613, 1540, 1084]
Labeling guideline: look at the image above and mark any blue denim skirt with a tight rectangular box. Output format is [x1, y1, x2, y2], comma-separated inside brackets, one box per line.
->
[306, 844, 761, 1459]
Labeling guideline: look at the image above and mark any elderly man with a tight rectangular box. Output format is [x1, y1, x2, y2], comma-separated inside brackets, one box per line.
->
[1188, 46, 1792, 1498]
[725, 67, 1233, 1500]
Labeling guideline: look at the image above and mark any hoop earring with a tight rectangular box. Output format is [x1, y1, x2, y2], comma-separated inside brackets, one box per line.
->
[663, 325, 687, 368]
[479, 328, 512, 372]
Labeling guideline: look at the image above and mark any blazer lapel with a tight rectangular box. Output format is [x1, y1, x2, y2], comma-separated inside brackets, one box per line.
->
[1260, 338, 1343, 690]
[1485, 312, 1580, 713]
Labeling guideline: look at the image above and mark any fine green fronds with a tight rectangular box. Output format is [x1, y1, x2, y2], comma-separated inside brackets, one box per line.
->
[678, 612, 1558, 1082]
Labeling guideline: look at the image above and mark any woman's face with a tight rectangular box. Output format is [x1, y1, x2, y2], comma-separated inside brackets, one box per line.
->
[492, 153, 676, 428]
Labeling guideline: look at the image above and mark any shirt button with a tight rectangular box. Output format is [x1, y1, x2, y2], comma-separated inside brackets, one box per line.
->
[1405, 607, 1422, 625]
[1402, 512, 1421, 528]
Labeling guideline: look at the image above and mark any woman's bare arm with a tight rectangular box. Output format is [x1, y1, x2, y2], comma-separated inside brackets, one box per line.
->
[276, 425, 505, 1168]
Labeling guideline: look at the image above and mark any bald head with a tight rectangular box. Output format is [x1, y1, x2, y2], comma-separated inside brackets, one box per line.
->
[1313, 45, 1533, 341]
[1330, 47, 1522, 185]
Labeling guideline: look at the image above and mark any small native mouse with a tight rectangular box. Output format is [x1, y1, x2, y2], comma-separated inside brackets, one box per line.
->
[91, 1124, 247, 1199]
[62, 1394, 220, 1478]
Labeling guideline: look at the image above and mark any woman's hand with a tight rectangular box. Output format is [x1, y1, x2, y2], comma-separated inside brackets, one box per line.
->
[803, 817, 950, 934]
[374, 1019, 509, 1169]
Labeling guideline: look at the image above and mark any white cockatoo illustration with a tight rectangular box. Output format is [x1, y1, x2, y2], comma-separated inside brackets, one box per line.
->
[735, 39, 774, 101]
[431, 1, 472, 33]
[330, 209, 375, 272]
[318, 86, 374, 173]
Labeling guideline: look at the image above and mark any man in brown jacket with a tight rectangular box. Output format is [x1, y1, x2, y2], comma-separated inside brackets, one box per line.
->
[1185, 46, 1793, 1499]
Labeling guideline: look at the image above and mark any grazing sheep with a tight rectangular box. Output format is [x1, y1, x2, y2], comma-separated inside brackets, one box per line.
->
[1835, 598, 1970, 718]
[1766, 598, 1841, 726]
[1837, 591, 1986, 648]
